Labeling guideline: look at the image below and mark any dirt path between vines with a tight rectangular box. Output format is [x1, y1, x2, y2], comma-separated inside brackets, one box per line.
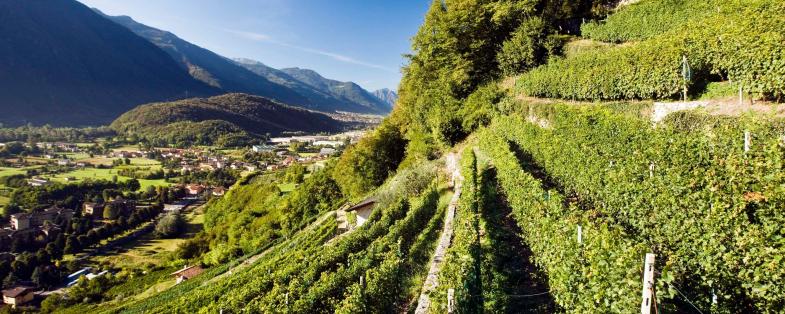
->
[414, 152, 463, 314]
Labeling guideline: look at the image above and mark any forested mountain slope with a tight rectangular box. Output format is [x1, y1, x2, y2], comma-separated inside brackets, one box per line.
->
[111, 93, 344, 146]
[0, 0, 217, 127]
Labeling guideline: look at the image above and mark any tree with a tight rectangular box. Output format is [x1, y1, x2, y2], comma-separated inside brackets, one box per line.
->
[155, 213, 185, 238]
[333, 123, 406, 199]
[497, 17, 549, 75]
[64, 235, 79, 254]
[102, 204, 118, 220]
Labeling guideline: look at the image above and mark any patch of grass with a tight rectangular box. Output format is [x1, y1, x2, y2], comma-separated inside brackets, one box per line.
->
[48, 168, 170, 190]
[0, 167, 27, 177]
[277, 182, 297, 193]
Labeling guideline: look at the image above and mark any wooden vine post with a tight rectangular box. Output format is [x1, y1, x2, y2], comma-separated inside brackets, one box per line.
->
[447, 288, 455, 313]
[744, 131, 751, 153]
[577, 225, 583, 244]
[640, 253, 656, 314]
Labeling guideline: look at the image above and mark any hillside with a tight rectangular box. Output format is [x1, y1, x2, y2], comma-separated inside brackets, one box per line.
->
[0, 0, 217, 127]
[280, 67, 391, 114]
[372, 88, 398, 108]
[111, 93, 344, 146]
[38, 1, 785, 313]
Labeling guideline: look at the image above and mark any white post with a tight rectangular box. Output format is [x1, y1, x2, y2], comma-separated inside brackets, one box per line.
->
[744, 131, 751, 153]
[447, 288, 455, 314]
[649, 163, 654, 178]
[577, 225, 582, 244]
[360, 275, 364, 289]
[285, 292, 289, 305]
[641, 253, 656, 314]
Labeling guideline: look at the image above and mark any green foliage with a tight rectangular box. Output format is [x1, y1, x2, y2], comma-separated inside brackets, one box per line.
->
[497, 17, 549, 75]
[478, 126, 647, 312]
[459, 83, 504, 134]
[155, 212, 186, 238]
[283, 163, 306, 184]
[581, 0, 717, 43]
[518, 0, 785, 101]
[488, 106, 785, 311]
[333, 122, 406, 200]
[102, 203, 118, 220]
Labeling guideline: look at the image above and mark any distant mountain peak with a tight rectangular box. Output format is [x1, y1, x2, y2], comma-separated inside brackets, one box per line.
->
[372, 88, 398, 108]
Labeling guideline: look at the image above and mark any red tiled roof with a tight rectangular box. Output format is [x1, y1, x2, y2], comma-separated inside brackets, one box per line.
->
[170, 265, 204, 279]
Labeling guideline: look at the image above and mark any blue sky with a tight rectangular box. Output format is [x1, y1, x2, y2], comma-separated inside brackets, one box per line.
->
[77, 0, 431, 91]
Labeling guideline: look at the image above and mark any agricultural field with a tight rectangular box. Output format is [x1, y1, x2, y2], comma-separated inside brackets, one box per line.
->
[48, 167, 169, 190]
[89, 207, 205, 269]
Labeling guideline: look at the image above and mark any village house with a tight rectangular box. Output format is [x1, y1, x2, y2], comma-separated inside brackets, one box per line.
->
[10, 206, 74, 231]
[171, 265, 204, 284]
[347, 197, 376, 227]
[82, 202, 105, 217]
[282, 156, 296, 167]
[251, 145, 276, 153]
[2, 286, 35, 308]
[186, 184, 205, 195]
[212, 187, 226, 196]
[56, 159, 72, 166]
[319, 148, 337, 156]
[313, 140, 344, 147]
[27, 178, 50, 187]
[9, 213, 30, 231]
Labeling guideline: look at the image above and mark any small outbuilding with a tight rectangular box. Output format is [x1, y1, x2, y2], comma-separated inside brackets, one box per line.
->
[171, 265, 204, 284]
[2, 286, 34, 308]
[345, 197, 377, 228]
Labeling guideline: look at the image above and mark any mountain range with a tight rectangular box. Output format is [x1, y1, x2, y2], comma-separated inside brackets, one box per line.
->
[0, 0, 393, 127]
[371, 88, 398, 108]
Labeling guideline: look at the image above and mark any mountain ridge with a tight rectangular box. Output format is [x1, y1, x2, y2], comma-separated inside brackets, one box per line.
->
[0, 0, 218, 127]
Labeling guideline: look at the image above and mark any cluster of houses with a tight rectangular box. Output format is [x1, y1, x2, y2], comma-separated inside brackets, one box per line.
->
[3, 206, 75, 239]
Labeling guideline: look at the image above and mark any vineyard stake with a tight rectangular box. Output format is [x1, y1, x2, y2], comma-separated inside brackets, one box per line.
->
[641, 253, 656, 314]
[649, 162, 654, 178]
[447, 288, 455, 313]
[577, 225, 582, 244]
[744, 131, 751, 153]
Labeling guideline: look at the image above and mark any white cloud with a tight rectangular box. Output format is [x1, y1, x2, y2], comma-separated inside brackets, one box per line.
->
[224, 29, 272, 42]
[225, 29, 396, 73]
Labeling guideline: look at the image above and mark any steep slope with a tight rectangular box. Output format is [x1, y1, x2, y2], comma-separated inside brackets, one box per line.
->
[281, 67, 391, 114]
[111, 93, 344, 146]
[0, 0, 218, 127]
[98, 12, 312, 108]
[372, 88, 398, 108]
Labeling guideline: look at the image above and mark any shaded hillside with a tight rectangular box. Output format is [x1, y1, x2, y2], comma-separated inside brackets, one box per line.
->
[111, 93, 344, 146]
[99, 13, 311, 108]
[0, 0, 217, 127]
[281, 67, 391, 114]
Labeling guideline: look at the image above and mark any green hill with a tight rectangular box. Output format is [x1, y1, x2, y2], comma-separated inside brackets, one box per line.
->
[111, 93, 344, 146]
